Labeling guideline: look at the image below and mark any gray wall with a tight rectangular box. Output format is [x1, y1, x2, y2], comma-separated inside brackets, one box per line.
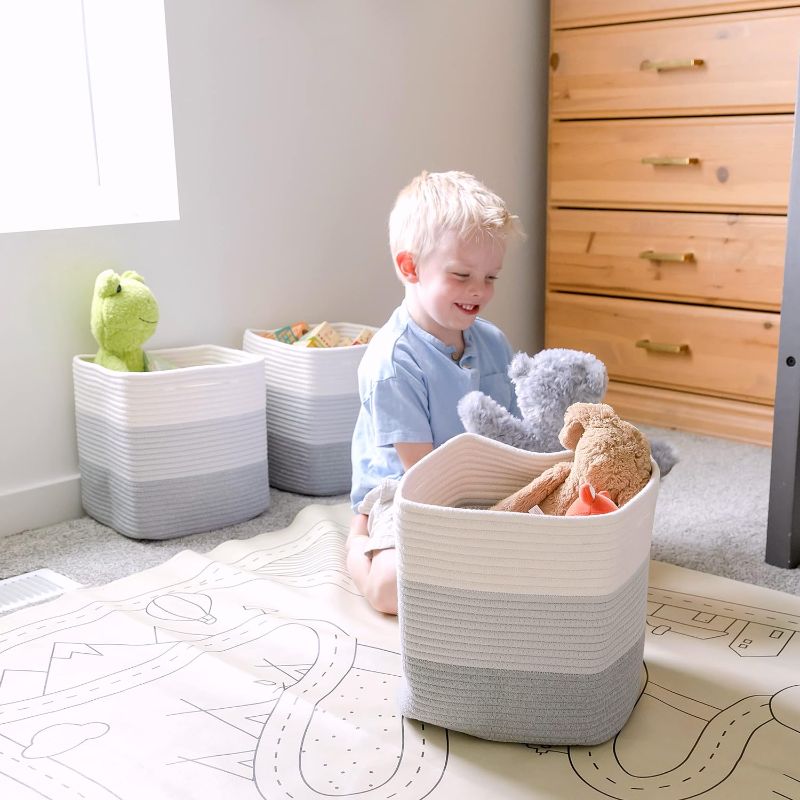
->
[0, 0, 549, 536]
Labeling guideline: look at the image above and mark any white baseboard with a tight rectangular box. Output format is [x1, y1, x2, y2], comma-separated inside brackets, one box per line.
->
[0, 475, 83, 538]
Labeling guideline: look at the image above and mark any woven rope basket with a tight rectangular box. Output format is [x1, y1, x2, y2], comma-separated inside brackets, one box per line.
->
[73, 345, 269, 540]
[243, 324, 374, 495]
[395, 432, 659, 744]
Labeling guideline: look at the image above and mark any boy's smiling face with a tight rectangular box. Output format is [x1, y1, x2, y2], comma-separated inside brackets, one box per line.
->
[398, 228, 505, 349]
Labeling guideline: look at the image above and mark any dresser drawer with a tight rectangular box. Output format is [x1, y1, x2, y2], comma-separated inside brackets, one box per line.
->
[550, 116, 792, 213]
[547, 209, 785, 309]
[545, 292, 779, 402]
[551, 9, 800, 119]
[552, 0, 800, 28]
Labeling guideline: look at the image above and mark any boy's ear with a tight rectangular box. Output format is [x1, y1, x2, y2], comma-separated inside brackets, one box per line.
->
[396, 252, 419, 283]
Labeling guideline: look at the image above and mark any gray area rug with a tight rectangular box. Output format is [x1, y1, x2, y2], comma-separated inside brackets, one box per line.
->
[2, 425, 798, 595]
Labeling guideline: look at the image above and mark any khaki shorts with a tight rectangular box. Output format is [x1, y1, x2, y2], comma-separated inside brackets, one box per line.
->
[356, 478, 400, 555]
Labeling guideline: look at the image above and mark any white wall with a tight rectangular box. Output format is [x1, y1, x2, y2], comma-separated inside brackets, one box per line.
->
[0, 0, 549, 536]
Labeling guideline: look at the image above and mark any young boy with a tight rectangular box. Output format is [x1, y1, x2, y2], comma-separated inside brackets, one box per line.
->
[346, 170, 524, 614]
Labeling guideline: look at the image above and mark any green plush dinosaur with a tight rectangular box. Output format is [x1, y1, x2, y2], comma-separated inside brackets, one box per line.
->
[90, 269, 159, 371]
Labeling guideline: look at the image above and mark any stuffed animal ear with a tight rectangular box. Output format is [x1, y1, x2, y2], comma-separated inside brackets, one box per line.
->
[95, 269, 122, 299]
[121, 270, 145, 283]
[559, 418, 584, 451]
[507, 351, 532, 382]
[559, 402, 608, 450]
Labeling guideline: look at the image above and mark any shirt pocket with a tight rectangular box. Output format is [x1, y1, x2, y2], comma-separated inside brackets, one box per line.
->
[479, 371, 513, 411]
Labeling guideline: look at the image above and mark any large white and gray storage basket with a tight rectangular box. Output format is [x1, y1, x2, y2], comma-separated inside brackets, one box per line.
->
[73, 345, 269, 540]
[395, 432, 659, 745]
[243, 324, 374, 495]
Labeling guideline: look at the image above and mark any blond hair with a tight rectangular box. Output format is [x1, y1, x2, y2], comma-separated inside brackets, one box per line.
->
[388, 170, 524, 271]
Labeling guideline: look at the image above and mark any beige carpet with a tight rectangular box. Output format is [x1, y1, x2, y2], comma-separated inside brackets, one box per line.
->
[0, 503, 799, 799]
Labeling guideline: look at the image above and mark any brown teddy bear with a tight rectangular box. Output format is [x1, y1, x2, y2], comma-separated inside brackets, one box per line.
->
[491, 402, 652, 515]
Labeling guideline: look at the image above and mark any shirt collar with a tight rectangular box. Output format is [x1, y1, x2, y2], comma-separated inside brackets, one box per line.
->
[399, 301, 476, 362]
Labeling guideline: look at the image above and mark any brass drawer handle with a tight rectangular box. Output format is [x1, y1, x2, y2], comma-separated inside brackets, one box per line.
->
[640, 58, 705, 72]
[641, 156, 700, 166]
[639, 249, 695, 263]
[636, 339, 691, 355]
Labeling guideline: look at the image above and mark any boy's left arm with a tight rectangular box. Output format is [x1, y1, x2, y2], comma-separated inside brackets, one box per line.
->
[394, 442, 433, 471]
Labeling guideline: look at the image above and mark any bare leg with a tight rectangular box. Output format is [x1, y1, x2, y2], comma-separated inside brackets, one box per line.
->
[346, 513, 372, 595]
[364, 549, 398, 615]
[346, 513, 398, 615]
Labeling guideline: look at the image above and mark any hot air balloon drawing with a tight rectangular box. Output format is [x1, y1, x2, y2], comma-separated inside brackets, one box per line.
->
[146, 593, 215, 624]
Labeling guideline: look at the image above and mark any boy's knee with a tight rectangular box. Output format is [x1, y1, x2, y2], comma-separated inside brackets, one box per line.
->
[366, 579, 397, 615]
[365, 550, 398, 615]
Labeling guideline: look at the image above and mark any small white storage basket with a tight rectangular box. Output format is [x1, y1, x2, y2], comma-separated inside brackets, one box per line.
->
[395, 433, 659, 745]
[243, 324, 375, 495]
[73, 345, 270, 540]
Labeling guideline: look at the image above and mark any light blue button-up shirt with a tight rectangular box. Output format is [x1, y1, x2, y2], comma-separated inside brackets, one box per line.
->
[350, 302, 519, 509]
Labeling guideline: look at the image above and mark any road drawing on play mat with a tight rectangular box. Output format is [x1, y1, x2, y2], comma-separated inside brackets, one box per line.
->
[565, 667, 800, 799]
[646, 586, 799, 655]
[0, 520, 448, 799]
[0, 516, 798, 799]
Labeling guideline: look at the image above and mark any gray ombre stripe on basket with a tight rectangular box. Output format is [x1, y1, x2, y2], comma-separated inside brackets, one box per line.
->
[399, 561, 649, 672]
[76, 410, 269, 539]
[399, 634, 644, 745]
[75, 412, 268, 477]
[79, 459, 269, 540]
[265, 389, 359, 494]
[267, 433, 352, 495]
[398, 562, 648, 743]
[266, 389, 361, 434]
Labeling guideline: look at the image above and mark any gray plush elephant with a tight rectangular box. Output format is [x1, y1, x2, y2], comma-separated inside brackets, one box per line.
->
[458, 348, 677, 476]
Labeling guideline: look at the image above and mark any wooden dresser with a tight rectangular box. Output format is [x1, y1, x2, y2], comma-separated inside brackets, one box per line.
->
[546, 0, 800, 444]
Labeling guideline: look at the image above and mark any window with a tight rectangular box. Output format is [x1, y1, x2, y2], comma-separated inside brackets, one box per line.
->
[0, 0, 179, 234]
